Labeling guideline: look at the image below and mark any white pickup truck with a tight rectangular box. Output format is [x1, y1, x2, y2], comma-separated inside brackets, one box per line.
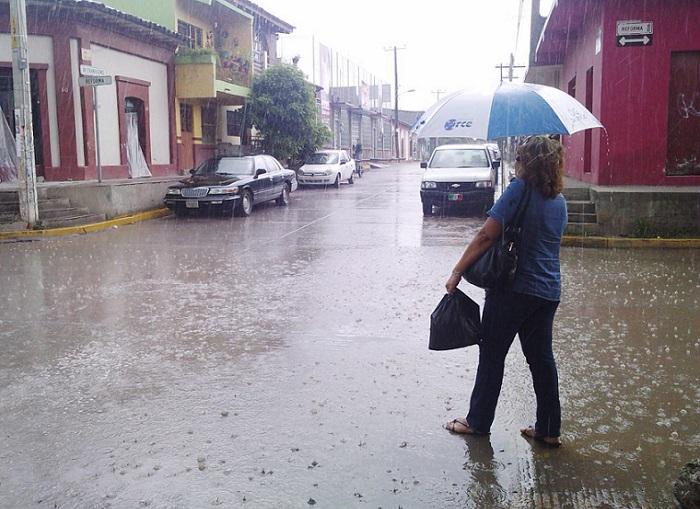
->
[419, 143, 500, 215]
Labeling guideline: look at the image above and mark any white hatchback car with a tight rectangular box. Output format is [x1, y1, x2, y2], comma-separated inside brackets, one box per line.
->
[297, 150, 356, 187]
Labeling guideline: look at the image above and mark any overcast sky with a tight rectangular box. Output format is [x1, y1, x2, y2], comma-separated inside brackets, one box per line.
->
[255, 0, 555, 112]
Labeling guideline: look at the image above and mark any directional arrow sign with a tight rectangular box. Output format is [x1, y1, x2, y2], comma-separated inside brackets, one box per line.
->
[616, 34, 652, 47]
[78, 75, 113, 87]
[79, 64, 106, 77]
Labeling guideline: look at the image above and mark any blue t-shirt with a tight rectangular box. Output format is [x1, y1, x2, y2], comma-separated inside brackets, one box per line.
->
[488, 178, 567, 301]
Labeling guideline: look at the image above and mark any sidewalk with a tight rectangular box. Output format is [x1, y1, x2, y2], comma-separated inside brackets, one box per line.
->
[0, 175, 182, 233]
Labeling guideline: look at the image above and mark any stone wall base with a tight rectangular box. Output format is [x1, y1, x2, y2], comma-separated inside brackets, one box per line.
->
[593, 187, 700, 237]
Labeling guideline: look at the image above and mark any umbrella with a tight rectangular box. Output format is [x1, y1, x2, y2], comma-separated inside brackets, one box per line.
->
[413, 82, 603, 140]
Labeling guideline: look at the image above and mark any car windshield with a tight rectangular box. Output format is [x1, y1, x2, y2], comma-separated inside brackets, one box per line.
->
[306, 153, 339, 165]
[429, 149, 489, 169]
[194, 158, 254, 176]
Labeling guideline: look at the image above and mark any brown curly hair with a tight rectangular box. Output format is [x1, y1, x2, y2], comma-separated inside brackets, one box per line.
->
[515, 136, 564, 199]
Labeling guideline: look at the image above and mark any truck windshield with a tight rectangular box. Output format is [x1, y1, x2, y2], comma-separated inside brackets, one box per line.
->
[430, 149, 489, 168]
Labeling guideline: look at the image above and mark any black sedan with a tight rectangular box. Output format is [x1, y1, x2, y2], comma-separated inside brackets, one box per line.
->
[164, 155, 297, 217]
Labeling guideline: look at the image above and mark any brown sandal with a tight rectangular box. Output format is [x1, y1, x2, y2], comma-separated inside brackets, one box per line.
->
[444, 418, 487, 435]
[520, 427, 561, 448]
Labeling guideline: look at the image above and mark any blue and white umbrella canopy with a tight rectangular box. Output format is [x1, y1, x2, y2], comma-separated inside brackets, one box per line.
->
[413, 82, 603, 140]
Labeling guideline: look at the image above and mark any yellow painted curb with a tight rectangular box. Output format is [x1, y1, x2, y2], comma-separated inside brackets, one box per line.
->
[562, 235, 700, 249]
[0, 208, 171, 240]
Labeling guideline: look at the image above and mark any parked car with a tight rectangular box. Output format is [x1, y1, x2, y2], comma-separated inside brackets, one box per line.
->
[419, 144, 499, 216]
[164, 155, 297, 217]
[297, 150, 355, 187]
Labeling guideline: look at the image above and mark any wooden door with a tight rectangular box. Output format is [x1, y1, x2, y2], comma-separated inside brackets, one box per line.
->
[179, 102, 195, 171]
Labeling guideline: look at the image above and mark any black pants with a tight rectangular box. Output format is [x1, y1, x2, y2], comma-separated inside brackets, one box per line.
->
[466, 289, 561, 437]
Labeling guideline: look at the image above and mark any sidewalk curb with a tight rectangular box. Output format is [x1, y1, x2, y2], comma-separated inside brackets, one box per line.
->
[0, 208, 170, 240]
[562, 235, 700, 249]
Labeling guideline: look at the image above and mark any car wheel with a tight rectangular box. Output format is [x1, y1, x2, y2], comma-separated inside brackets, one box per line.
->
[333, 173, 340, 189]
[348, 172, 354, 184]
[422, 201, 433, 216]
[235, 189, 253, 217]
[276, 183, 290, 206]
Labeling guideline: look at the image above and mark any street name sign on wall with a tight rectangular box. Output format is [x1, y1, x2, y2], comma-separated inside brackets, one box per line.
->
[79, 64, 106, 77]
[78, 75, 113, 87]
[616, 20, 653, 47]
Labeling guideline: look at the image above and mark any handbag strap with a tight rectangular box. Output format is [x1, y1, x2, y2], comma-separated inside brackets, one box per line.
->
[509, 184, 532, 230]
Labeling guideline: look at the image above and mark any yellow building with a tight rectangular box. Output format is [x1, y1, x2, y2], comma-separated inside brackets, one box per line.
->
[100, 0, 293, 170]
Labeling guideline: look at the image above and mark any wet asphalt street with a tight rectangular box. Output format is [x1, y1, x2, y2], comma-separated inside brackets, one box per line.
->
[1, 162, 699, 508]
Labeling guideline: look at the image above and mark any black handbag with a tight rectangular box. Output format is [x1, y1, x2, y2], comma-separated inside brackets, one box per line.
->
[429, 289, 481, 350]
[463, 186, 532, 289]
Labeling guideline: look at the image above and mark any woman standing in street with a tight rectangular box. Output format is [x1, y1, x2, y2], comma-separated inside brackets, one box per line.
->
[443, 136, 568, 447]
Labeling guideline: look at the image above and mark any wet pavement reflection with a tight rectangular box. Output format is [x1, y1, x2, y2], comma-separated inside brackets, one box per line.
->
[1, 163, 698, 508]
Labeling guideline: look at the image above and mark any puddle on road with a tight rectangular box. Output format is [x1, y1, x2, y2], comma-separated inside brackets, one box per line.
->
[0, 186, 698, 507]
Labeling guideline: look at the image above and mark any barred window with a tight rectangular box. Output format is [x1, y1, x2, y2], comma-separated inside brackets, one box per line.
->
[178, 20, 203, 49]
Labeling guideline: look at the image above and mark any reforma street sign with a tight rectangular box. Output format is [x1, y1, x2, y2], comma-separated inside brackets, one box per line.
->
[79, 64, 106, 77]
[78, 75, 113, 87]
[616, 20, 653, 46]
[616, 20, 653, 36]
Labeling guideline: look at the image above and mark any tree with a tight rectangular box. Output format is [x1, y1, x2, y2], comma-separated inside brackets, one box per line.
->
[249, 64, 330, 166]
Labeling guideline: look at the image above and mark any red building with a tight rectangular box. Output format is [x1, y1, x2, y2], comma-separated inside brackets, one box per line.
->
[527, 0, 700, 187]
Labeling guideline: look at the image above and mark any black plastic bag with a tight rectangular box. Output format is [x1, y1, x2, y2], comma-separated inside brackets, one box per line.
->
[429, 289, 481, 351]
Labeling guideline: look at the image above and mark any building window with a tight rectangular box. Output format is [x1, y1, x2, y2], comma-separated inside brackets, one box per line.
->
[201, 103, 217, 145]
[178, 20, 203, 49]
[180, 102, 193, 133]
[226, 109, 244, 137]
[567, 76, 576, 98]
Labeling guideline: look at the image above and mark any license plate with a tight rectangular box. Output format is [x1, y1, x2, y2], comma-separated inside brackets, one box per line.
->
[447, 193, 463, 201]
[185, 200, 199, 208]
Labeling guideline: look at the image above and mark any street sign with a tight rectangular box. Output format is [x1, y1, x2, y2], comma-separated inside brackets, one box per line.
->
[616, 20, 653, 46]
[79, 64, 106, 77]
[79, 75, 112, 87]
[616, 34, 652, 47]
[616, 20, 653, 36]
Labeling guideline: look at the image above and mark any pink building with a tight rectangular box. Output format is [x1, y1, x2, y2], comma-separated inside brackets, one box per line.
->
[527, 0, 700, 187]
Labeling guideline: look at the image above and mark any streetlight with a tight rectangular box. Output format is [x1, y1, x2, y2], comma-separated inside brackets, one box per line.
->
[394, 88, 415, 159]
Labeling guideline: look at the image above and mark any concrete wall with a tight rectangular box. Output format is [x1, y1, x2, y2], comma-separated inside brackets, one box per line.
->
[593, 187, 700, 236]
[44, 178, 180, 219]
[98, 0, 177, 30]
[91, 44, 171, 166]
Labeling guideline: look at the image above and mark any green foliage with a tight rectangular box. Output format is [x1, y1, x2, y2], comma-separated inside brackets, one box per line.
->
[174, 46, 218, 64]
[249, 65, 330, 164]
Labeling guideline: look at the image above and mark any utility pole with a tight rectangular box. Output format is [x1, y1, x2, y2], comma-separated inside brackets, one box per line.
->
[385, 45, 405, 160]
[495, 55, 526, 83]
[10, 0, 38, 227]
[431, 89, 446, 102]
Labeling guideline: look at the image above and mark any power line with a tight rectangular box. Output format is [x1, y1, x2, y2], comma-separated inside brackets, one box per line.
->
[514, 0, 526, 56]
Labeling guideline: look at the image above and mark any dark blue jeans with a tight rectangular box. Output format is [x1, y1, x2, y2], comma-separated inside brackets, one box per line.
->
[466, 289, 561, 437]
